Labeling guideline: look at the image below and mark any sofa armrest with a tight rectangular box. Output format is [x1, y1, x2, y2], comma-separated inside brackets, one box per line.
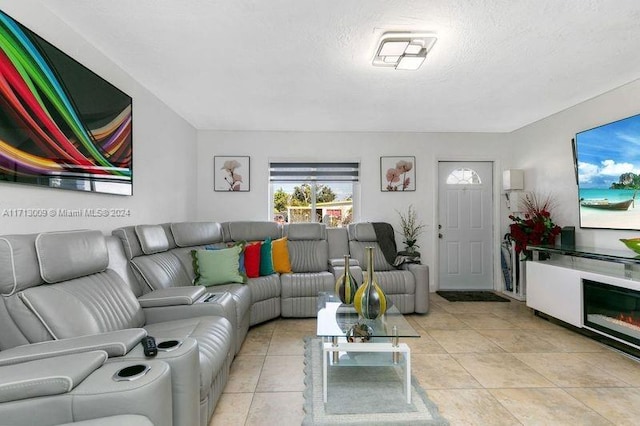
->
[328, 258, 360, 267]
[328, 262, 363, 285]
[401, 263, 430, 313]
[0, 329, 147, 366]
[142, 291, 236, 327]
[0, 350, 107, 402]
[138, 286, 207, 308]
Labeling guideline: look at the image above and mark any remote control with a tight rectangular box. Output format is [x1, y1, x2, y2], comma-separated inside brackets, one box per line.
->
[141, 336, 158, 357]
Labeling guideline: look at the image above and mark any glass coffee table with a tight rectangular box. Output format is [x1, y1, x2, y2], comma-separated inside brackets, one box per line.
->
[316, 294, 420, 403]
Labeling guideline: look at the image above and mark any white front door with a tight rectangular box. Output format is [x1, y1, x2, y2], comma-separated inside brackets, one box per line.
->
[437, 161, 494, 290]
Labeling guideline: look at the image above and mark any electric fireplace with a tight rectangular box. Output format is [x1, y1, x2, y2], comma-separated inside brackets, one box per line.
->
[583, 279, 640, 348]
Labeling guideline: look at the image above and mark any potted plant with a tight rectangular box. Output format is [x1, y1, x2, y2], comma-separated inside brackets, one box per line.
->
[396, 205, 426, 256]
[508, 192, 561, 259]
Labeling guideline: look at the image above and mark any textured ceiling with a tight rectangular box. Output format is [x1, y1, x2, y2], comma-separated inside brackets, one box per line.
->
[43, 0, 640, 132]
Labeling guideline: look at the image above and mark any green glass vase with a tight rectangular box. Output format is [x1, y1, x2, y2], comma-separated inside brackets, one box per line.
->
[335, 255, 358, 304]
[354, 247, 388, 319]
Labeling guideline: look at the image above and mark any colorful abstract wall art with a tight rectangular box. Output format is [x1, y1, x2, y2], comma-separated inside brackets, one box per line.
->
[0, 11, 132, 195]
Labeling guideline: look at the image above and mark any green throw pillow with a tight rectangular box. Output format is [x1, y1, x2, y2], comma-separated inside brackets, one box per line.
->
[259, 237, 275, 276]
[191, 245, 245, 286]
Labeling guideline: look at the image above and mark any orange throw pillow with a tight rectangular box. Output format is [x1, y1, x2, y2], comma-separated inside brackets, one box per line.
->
[272, 237, 292, 273]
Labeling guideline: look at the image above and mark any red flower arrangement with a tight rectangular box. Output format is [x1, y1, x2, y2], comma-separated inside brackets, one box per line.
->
[508, 193, 561, 256]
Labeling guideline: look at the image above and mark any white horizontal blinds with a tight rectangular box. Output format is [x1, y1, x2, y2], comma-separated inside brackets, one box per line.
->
[269, 162, 359, 182]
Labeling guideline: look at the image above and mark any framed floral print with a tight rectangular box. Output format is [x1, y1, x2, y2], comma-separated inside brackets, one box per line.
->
[214, 156, 250, 192]
[380, 156, 416, 191]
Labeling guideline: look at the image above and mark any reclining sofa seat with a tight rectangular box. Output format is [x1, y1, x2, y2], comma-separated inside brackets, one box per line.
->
[0, 348, 172, 426]
[347, 223, 430, 314]
[112, 222, 250, 354]
[280, 223, 336, 317]
[0, 230, 233, 426]
[221, 221, 283, 325]
[0, 234, 173, 426]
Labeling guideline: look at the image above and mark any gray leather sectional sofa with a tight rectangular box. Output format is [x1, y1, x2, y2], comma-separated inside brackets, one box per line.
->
[0, 221, 429, 425]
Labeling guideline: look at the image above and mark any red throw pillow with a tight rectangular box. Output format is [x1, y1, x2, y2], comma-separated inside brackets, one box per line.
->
[244, 242, 261, 278]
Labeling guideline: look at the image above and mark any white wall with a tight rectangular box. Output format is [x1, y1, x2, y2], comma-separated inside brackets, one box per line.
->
[0, 0, 197, 234]
[511, 79, 640, 249]
[197, 130, 512, 290]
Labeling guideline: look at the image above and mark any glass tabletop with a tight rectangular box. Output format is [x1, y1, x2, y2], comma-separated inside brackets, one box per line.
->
[316, 295, 420, 338]
[529, 244, 640, 263]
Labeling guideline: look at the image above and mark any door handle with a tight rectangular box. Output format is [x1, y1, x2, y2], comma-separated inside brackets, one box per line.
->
[438, 233, 443, 239]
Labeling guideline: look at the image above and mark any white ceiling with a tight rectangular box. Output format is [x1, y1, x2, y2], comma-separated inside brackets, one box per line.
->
[43, 0, 640, 133]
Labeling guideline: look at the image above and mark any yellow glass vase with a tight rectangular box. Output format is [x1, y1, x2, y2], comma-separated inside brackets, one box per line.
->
[354, 246, 387, 319]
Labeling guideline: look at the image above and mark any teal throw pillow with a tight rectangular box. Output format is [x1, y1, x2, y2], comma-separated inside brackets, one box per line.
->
[191, 245, 245, 286]
[259, 237, 275, 276]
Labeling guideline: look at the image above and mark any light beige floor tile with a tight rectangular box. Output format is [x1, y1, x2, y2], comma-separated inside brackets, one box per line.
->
[428, 329, 504, 353]
[249, 319, 278, 334]
[529, 329, 608, 352]
[565, 387, 640, 425]
[209, 392, 253, 426]
[427, 388, 521, 425]
[412, 311, 469, 330]
[238, 330, 273, 356]
[575, 350, 640, 386]
[224, 355, 265, 393]
[425, 303, 449, 313]
[245, 392, 305, 426]
[215, 311, 639, 426]
[267, 330, 307, 356]
[274, 317, 317, 333]
[438, 301, 509, 314]
[456, 313, 520, 329]
[490, 306, 553, 322]
[478, 329, 561, 353]
[405, 332, 448, 354]
[404, 314, 427, 330]
[412, 354, 482, 389]
[512, 315, 568, 331]
[452, 353, 555, 388]
[255, 355, 305, 392]
[430, 293, 450, 304]
[490, 388, 610, 425]
[513, 353, 627, 387]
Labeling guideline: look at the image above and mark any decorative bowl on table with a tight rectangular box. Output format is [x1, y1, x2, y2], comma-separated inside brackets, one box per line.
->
[620, 238, 640, 254]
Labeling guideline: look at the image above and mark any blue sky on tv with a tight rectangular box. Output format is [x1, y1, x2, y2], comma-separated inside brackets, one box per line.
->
[576, 113, 640, 188]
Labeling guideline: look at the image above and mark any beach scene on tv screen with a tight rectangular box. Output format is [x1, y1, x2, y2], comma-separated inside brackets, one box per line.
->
[577, 113, 640, 230]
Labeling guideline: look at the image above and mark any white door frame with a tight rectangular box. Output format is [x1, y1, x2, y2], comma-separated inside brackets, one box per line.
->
[431, 157, 503, 292]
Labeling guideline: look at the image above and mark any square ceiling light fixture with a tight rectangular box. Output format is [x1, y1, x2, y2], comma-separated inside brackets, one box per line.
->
[372, 32, 437, 70]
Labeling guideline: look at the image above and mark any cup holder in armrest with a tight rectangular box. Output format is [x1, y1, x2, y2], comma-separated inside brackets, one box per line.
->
[157, 339, 182, 352]
[113, 364, 150, 382]
[201, 293, 222, 303]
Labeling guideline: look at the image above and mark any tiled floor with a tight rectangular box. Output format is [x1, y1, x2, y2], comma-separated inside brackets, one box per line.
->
[210, 294, 640, 425]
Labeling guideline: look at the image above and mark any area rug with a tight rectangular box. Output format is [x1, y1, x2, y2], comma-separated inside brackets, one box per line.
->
[302, 337, 448, 425]
[436, 291, 510, 302]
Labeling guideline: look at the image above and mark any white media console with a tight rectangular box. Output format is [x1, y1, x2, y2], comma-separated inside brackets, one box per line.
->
[526, 245, 640, 350]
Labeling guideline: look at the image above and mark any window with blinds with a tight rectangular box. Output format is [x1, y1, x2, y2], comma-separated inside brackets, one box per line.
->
[269, 162, 359, 227]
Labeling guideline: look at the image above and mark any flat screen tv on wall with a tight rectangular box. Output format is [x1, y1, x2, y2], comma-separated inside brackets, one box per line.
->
[575, 113, 640, 230]
[0, 10, 132, 195]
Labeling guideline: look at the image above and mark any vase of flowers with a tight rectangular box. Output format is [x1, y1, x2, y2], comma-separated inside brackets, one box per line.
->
[508, 193, 561, 259]
[396, 205, 426, 255]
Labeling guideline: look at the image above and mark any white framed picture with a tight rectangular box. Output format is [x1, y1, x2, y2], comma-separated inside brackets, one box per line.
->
[380, 156, 416, 191]
[214, 156, 250, 192]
